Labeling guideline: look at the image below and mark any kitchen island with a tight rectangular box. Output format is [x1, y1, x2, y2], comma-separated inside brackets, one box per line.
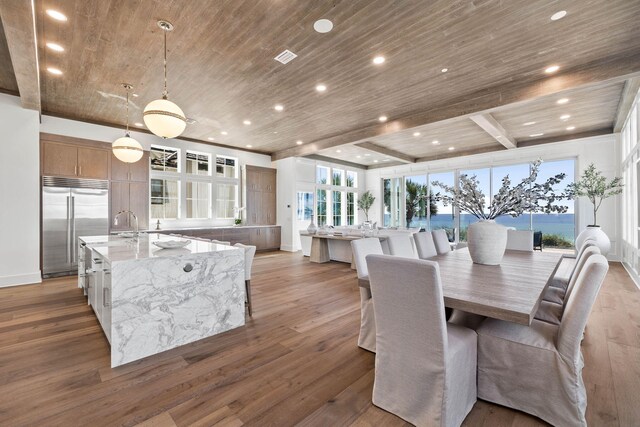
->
[79, 233, 245, 367]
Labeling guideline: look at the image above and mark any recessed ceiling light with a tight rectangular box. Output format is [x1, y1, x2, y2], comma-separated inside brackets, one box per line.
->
[364, 153, 371, 156]
[274, 104, 284, 112]
[529, 133, 545, 137]
[432, 140, 439, 145]
[378, 116, 388, 122]
[356, 155, 362, 158]
[448, 147, 455, 151]
[550, 11, 567, 21]
[523, 121, 536, 126]
[545, 65, 560, 74]
[413, 132, 421, 137]
[441, 68, 448, 73]
[557, 98, 569, 104]
[383, 159, 390, 162]
[314, 19, 333, 33]
[373, 160, 379, 163]
[296, 140, 303, 145]
[566, 126, 576, 131]
[243, 120, 251, 125]
[246, 145, 253, 148]
[134, 122, 144, 127]
[316, 84, 327, 92]
[373, 56, 385, 65]
[560, 114, 571, 120]
[207, 137, 215, 141]
[132, 93, 139, 97]
[46, 42, 64, 52]
[336, 149, 342, 153]
[47, 67, 63, 75]
[46, 9, 67, 21]
[221, 131, 228, 135]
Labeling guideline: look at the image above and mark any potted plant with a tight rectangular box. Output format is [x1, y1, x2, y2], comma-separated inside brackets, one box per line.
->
[233, 206, 245, 226]
[432, 160, 569, 265]
[566, 163, 622, 255]
[357, 191, 376, 223]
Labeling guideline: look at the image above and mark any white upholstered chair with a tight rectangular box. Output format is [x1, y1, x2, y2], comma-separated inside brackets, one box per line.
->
[432, 229, 451, 255]
[366, 255, 477, 427]
[505, 230, 533, 251]
[549, 239, 598, 290]
[211, 239, 231, 245]
[350, 238, 384, 352]
[234, 243, 256, 316]
[386, 234, 418, 258]
[477, 254, 609, 427]
[414, 232, 438, 259]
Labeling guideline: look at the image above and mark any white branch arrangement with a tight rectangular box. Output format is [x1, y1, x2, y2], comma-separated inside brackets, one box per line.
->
[431, 160, 570, 220]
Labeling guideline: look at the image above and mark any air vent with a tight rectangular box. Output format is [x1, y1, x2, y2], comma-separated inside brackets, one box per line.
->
[274, 49, 297, 64]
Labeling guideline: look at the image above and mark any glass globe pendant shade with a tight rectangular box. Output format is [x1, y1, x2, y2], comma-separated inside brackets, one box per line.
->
[112, 135, 144, 163]
[143, 98, 186, 139]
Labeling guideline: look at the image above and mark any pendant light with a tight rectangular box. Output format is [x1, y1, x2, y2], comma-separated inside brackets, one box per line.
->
[112, 83, 144, 163]
[143, 20, 186, 139]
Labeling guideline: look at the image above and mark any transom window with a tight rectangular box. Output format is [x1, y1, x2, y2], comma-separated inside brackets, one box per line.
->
[150, 146, 179, 172]
[186, 151, 211, 176]
[216, 156, 237, 178]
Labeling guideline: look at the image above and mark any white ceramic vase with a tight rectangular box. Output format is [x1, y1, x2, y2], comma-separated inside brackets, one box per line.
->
[575, 225, 610, 256]
[307, 215, 317, 234]
[467, 220, 508, 265]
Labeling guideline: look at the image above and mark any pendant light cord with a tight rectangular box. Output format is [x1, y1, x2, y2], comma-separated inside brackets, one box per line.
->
[163, 29, 168, 99]
[125, 88, 130, 134]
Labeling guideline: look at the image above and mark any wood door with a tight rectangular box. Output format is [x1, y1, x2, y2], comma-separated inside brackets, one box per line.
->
[78, 147, 109, 179]
[246, 190, 262, 225]
[129, 181, 149, 231]
[261, 170, 276, 193]
[129, 151, 149, 182]
[110, 182, 130, 231]
[110, 152, 130, 181]
[42, 142, 78, 177]
[246, 167, 261, 191]
[262, 193, 276, 225]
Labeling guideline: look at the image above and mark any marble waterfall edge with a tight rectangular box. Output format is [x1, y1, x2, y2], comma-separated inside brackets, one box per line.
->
[110, 249, 245, 367]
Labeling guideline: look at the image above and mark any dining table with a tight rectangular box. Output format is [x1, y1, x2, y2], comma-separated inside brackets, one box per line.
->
[360, 247, 564, 325]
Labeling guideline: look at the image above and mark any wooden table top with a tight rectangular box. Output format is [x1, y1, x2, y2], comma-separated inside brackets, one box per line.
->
[360, 248, 562, 325]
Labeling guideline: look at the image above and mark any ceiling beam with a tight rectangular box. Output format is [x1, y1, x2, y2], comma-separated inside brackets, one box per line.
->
[613, 77, 640, 132]
[517, 128, 613, 148]
[271, 53, 640, 161]
[354, 141, 416, 163]
[304, 154, 368, 170]
[469, 113, 517, 149]
[0, 0, 40, 111]
[416, 146, 507, 164]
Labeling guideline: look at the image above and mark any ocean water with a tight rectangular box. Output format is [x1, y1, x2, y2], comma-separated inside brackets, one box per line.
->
[409, 214, 575, 240]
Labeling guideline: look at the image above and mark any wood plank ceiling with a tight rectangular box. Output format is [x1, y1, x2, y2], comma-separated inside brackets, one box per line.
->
[0, 19, 18, 95]
[0, 0, 638, 165]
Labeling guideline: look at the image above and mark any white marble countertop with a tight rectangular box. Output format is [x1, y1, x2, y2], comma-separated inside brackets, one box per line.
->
[81, 233, 240, 263]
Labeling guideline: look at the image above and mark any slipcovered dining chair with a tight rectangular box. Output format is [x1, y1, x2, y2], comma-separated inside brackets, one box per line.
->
[549, 239, 598, 290]
[234, 243, 256, 316]
[505, 230, 534, 251]
[414, 231, 438, 259]
[386, 234, 418, 259]
[350, 238, 384, 352]
[476, 254, 609, 427]
[432, 229, 451, 255]
[366, 255, 477, 427]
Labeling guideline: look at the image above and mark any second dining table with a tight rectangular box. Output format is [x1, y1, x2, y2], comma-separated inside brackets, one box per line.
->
[361, 247, 563, 325]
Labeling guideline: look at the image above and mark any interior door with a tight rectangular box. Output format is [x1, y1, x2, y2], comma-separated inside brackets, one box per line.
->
[42, 187, 72, 275]
[72, 188, 109, 266]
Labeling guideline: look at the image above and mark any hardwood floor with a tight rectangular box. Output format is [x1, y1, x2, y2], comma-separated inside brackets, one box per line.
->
[0, 251, 638, 426]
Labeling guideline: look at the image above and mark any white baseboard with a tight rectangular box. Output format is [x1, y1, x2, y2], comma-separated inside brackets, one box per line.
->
[0, 271, 42, 288]
[279, 244, 296, 252]
[622, 262, 640, 291]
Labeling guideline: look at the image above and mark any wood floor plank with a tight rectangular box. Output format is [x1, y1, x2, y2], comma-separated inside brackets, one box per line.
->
[0, 253, 637, 426]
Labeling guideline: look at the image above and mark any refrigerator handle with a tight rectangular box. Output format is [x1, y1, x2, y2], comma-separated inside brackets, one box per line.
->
[71, 196, 76, 262]
[66, 196, 72, 264]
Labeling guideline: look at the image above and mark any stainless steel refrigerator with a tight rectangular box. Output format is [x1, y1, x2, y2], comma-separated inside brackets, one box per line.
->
[42, 177, 109, 278]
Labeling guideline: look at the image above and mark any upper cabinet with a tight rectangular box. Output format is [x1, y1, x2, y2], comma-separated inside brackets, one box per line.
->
[244, 165, 277, 225]
[111, 151, 149, 182]
[41, 137, 110, 180]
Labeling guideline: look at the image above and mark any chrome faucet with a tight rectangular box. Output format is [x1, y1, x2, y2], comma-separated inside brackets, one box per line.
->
[114, 210, 139, 235]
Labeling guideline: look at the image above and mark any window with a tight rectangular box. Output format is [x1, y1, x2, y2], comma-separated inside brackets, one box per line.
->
[186, 151, 211, 176]
[429, 172, 455, 240]
[492, 163, 531, 231]
[332, 191, 343, 226]
[150, 146, 179, 172]
[346, 171, 357, 188]
[186, 182, 211, 219]
[150, 178, 179, 219]
[332, 169, 344, 186]
[296, 191, 314, 221]
[458, 168, 491, 241]
[405, 175, 428, 229]
[346, 192, 356, 225]
[383, 178, 402, 227]
[216, 156, 237, 178]
[317, 189, 327, 226]
[216, 184, 237, 219]
[317, 166, 329, 185]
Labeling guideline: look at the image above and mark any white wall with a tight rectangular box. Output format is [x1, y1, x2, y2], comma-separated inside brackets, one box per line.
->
[365, 134, 622, 260]
[0, 94, 41, 286]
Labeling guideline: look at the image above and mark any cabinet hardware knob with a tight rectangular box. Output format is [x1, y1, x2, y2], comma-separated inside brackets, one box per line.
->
[183, 263, 193, 272]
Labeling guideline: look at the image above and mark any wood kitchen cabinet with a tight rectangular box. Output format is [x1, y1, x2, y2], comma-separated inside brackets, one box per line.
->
[244, 165, 276, 225]
[42, 140, 110, 180]
[111, 151, 149, 182]
[159, 226, 281, 251]
[110, 181, 149, 232]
